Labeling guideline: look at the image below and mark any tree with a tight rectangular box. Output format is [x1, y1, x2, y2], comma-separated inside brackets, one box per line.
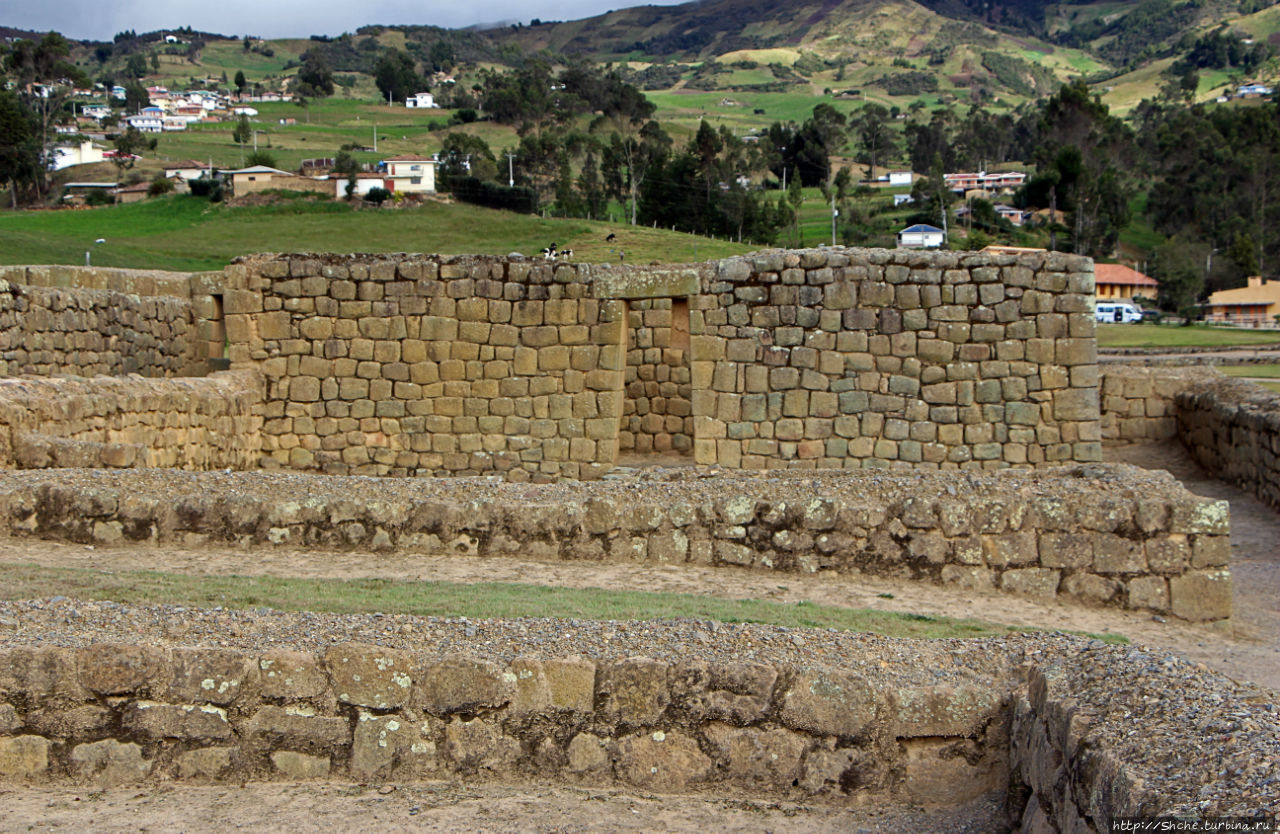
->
[332, 150, 360, 198]
[0, 91, 42, 208]
[125, 53, 148, 79]
[113, 127, 146, 175]
[374, 49, 419, 104]
[123, 80, 149, 113]
[1153, 235, 1209, 318]
[246, 150, 277, 168]
[294, 51, 334, 98]
[234, 70, 247, 94]
[232, 113, 252, 145]
[854, 104, 897, 181]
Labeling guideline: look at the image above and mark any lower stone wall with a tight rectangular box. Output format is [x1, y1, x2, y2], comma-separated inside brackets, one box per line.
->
[0, 637, 1273, 824]
[1099, 365, 1222, 445]
[622, 298, 693, 457]
[0, 371, 264, 471]
[0, 642, 1009, 802]
[0, 464, 1232, 621]
[1177, 377, 1280, 511]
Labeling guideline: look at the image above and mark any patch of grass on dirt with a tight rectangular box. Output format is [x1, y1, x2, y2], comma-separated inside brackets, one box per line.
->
[1097, 323, 1280, 348]
[0, 563, 1126, 642]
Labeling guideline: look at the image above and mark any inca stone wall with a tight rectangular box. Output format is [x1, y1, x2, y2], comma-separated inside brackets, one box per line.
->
[1099, 365, 1222, 444]
[1178, 376, 1280, 511]
[0, 464, 1232, 621]
[0, 266, 225, 379]
[0, 371, 264, 471]
[0, 639, 1273, 826]
[223, 248, 1102, 479]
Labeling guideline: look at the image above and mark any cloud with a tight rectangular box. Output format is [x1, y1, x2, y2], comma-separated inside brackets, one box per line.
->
[6, 0, 691, 41]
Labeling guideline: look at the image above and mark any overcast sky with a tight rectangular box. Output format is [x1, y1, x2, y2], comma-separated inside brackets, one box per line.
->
[4, 0, 692, 41]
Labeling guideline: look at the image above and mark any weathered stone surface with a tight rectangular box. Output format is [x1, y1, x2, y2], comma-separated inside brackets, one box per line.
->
[0, 704, 18, 734]
[69, 739, 152, 786]
[350, 712, 416, 781]
[123, 701, 231, 741]
[175, 747, 235, 780]
[891, 686, 1002, 738]
[565, 732, 612, 776]
[443, 718, 520, 772]
[0, 647, 84, 706]
[902, 737, 1005, 805]
[245, 706, 351, 751]
[780, 670, 881, 739]
[615, 730, 710, 791]
[324, 643, 414, 710]
[0, 735, 48, 777]
[1169, 570, 1232, 622]
[270, 750, 330, 780]
[669, 661, 777, 723]
[169, 649, 253, 706]
[78, 643, 167, 696]
[416, 657, 512, 715]
[599, 658, 670, 727]
[703, 724, 807, 785]
[258, 650, 329, 700]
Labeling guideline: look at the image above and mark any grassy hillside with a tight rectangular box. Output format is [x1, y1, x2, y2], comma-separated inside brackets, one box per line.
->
[0, 195, 753, 271]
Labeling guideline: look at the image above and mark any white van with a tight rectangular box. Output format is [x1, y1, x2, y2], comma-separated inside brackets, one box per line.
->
[1095, 301, 1143, 324]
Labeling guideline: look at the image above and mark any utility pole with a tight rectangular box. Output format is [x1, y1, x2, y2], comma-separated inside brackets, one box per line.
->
[831, 193, 838, 247]
[506, 152, 516, 187]
[373, 123, 377, 154]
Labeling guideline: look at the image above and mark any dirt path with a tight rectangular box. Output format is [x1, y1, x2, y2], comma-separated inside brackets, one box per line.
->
[1, 442, 1276, 692]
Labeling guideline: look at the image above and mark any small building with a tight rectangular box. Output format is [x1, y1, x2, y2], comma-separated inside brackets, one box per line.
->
[381, 154, 436, 193]
[888, 171, 912, 187]
[163, 160, 212, 181]
[896, 223, 945, 249]
[405, 92, 437, 109]
[50, 141, 105, 170]
[993, 205, 1028, 227]
[231, 106, 259, 116]
[114, 182, 151, 204]
[944, 171, 1026, 193]
[1237, 83, 1274, 98]
[1095, 263, 1158, 301]
[336, 172, 386, 199]
[1204, 276, 1280, 327]
[126, 114, 163, 133]
[893, 193, 913, 206]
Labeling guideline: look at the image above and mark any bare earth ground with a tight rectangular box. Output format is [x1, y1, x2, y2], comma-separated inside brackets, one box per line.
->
[0, 441, 1275, 832]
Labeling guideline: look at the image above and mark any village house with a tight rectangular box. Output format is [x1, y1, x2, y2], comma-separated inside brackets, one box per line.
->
[381, 154, 437, 193]
[405, 92, 437, 108]
[1095, 263, 1159, 302]
[1204, 275, 1280, 326]
[49, 141, 106, 171]
[896, 223, 945, 249]
[335, 172, 387, 199]
[163, 161, 212, 181]
[944, 171, 1026, 193]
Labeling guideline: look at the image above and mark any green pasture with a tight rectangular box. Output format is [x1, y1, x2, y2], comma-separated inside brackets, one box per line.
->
[1219, 364, 1280, 379]
[1097, 323, 1280, 348]
[0, 194, 752, 271]
[0, 563, 1125, 643]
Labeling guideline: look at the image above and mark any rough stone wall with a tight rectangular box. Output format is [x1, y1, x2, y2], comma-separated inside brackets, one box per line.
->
[1099, 365, 1221, 444]
[621, 298, 693, 456]
[223, 254, 628, 480]
[0, 463, 1232, 621]
[1178, 377, 1280, 510]
[689, 249, 1100, 470]
[0, 266, 226, 378]
[0, 371, 264, 471]
[0, 641, 1009, 801]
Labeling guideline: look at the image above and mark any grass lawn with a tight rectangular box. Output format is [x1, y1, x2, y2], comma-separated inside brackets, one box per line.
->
[1097, 323, 1280, 348]
[0, 563, 1125, 642]
[1219, 364, 1280, 378]
[0, 194, 753, 271]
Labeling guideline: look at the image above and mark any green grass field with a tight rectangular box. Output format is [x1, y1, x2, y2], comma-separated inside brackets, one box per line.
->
[0, 194, 753, 271]
[0, 562, 1125, 642]
[1219, 364, 1280, 378]
[1097, 323, 1280, 348]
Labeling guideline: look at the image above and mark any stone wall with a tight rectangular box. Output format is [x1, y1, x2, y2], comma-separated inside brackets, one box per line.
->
[0, 641, 1010, 801]
[1099, 365, 1221, 445]
[0, 371, 264, 471]
[621, 298, 693, 457]
[0, 463, 1232, 621]
[689, 249, 1100, 470]
[224, 248, 1102, 479]
[0, 266, 226, 378]
[1178, 377, 1280, 510]
[223, 254, 629, 480]
[0, 638, 1274, 825]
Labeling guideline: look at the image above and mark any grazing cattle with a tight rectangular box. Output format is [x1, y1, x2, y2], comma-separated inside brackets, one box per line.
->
[540, 243, 558, 260]
[605, 233, 616, 242]
[560, 248, 573, 261]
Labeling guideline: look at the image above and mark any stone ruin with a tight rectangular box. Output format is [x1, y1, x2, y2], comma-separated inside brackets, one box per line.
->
[0, 250, 1275, 826]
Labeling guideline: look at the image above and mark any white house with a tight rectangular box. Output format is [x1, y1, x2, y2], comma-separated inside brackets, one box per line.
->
[381, 154, 436, 193]
[231, 106, 259, 116]
[405, 92, 437, 109]
[81, 103, 112, 120]
[888, 171, 913, 187]
[163, 160, 212, 181]
[125, 114, 164, 133]
[896, 223, 945, 249]
[162, 117, 189, 131]
[335, 172, 387, 199]
[893, 193, 913, 206]
[50, 140, 105, 171]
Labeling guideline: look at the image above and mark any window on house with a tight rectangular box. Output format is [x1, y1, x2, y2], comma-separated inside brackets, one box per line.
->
[410, 177, 421, 185]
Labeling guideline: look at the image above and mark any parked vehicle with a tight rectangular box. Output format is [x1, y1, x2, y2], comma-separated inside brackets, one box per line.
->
[1095, 301, 1144, 323]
